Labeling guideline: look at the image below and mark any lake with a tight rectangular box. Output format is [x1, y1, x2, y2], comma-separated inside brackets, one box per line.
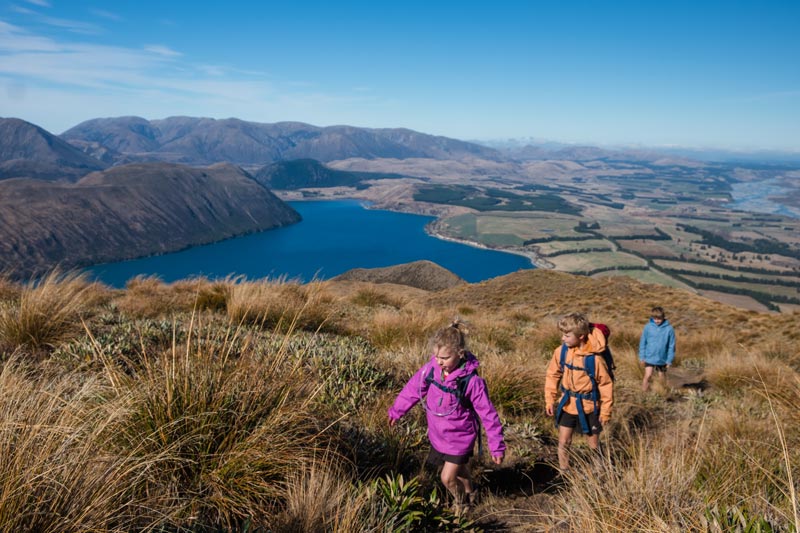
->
[86, 200, 533, 287]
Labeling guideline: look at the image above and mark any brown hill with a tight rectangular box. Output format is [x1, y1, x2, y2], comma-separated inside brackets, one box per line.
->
[333, 260, 466, 291]
[0, 117, 106, 181]
[415, 269, 793, 347]
[0, 162, 300, 278]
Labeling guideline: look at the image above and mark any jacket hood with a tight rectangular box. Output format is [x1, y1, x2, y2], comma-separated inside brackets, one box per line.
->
[427, 351, 480, 380]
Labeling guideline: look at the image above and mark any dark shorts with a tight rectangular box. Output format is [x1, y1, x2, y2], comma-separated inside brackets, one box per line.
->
[646, 363, 668, 372]
[427, 447, 473, 466]
[557, 410, 603, 435]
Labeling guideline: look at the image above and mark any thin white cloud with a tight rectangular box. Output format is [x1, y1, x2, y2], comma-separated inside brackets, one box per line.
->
[24, 0, 51, 7]
[0, 24, 280, 102]
[89, 9, 122, 22]
[198, 65, 227, 77]
[11, 5, 36, 15]
[0, 20, 388, 134]
[144, 44, 182, 57]
[0, 19, 61, 51]
[38, 15, 102, 34]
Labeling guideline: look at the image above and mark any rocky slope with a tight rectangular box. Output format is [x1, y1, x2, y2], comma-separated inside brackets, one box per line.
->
[0, 162, 300, 277]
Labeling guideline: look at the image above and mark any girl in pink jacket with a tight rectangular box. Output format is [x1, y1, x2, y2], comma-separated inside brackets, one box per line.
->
[388, 321, 505, 514]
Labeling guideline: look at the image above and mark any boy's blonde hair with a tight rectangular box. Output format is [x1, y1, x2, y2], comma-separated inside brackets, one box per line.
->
[651, 306, 666, 320]
[430, 319, 468, 353]
[557, 312, 590, 336]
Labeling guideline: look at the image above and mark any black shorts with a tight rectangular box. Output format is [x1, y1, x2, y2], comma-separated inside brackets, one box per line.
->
[646, 363, 668, 372]
[557, 410, 603, 435]
[427, 447, 473, 466]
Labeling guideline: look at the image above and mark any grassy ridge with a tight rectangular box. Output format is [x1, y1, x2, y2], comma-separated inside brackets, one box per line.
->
[0, 270, 798, 531]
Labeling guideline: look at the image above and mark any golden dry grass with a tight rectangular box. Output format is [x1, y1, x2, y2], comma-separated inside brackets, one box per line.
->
[227, 278, 346, 334]
[0, 269, 798, 531]
[0, 270, 97, 353]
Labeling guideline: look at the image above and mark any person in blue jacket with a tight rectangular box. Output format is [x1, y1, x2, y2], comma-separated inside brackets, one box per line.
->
[639, 306, 676, 392]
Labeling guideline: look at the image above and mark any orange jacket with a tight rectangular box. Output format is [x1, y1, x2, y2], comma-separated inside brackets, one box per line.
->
[544, 327, 613, 423]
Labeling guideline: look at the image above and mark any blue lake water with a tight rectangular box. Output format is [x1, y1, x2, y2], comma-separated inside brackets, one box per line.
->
[86, 200, 533, 288]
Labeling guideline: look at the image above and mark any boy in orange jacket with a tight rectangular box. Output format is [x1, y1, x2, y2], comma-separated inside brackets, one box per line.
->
[544, 312, 614, 471]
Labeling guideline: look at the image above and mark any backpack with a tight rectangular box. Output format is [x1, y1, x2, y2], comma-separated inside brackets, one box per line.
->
[590, 323, 615, 383]
[424, 366, 477, 410]
[555, 323, 614, 434]
[423, 365, 484, 456]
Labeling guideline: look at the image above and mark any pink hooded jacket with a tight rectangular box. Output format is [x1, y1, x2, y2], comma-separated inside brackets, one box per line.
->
[388, 352, 505, 457]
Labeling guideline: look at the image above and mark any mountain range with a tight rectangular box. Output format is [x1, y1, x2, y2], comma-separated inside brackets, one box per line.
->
[60, 116, 501, 166]
[0, 118, 106, 181]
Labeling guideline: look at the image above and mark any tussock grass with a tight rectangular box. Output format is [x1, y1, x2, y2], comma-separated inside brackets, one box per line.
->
[227, 278, 342, 334]
[117, 275, 234, 317]
[117, 275, 181, 318]
[0, 270, 95, 353]
[553, 430, 705, 531]
[92, 317, 328, 529]
[0, 360, 144, 532]
[366, 307, 449, 351]
[704, 346, 795, 394]
[0, 274, 20, 303]
[274, 460, 375, 533]
[479, 350, 543, 416]
[351, 287, 403, 309]
[678, 328, 738, 363]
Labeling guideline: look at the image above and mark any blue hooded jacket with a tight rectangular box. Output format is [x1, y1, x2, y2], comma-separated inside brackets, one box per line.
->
[638, 318, 676, 365]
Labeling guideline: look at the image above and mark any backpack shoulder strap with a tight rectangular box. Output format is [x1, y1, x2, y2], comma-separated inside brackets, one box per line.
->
[584, 353, 596, 381]
[457, 370, 477, 408]
[424, 366, 435, 385]
[559, 343, 568, 370]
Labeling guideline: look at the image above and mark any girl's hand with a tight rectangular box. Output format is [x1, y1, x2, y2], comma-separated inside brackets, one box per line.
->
[388, 417, 396, 427]
[491, 454, 504, 465]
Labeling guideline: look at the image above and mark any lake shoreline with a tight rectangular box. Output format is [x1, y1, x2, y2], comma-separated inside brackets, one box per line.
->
[86, 199, 533, 287]
[286, 193, 553, 269]
[423, 224, 553, 269]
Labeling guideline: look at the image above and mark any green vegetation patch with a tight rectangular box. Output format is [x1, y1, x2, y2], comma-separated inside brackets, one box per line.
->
[593, 268, 694, 289]
[550, 251, 647, 273]
[440, 213, 478, 240]
[414, 185, 581, 215]
[678, 223, 800, 260]
[536, 239, 612, 254]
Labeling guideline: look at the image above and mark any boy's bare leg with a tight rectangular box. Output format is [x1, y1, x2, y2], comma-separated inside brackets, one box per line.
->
[642, 365, 654, 392]
[658, 368, 669, 390]
[557, 425, 574, 471]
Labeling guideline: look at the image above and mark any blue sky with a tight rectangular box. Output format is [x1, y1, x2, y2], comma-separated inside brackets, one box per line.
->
[0, 0, 798, 151]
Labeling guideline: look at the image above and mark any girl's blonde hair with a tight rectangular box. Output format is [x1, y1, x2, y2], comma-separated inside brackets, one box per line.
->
[557, 312, 590, 336]
[430, 319, 468, 353]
